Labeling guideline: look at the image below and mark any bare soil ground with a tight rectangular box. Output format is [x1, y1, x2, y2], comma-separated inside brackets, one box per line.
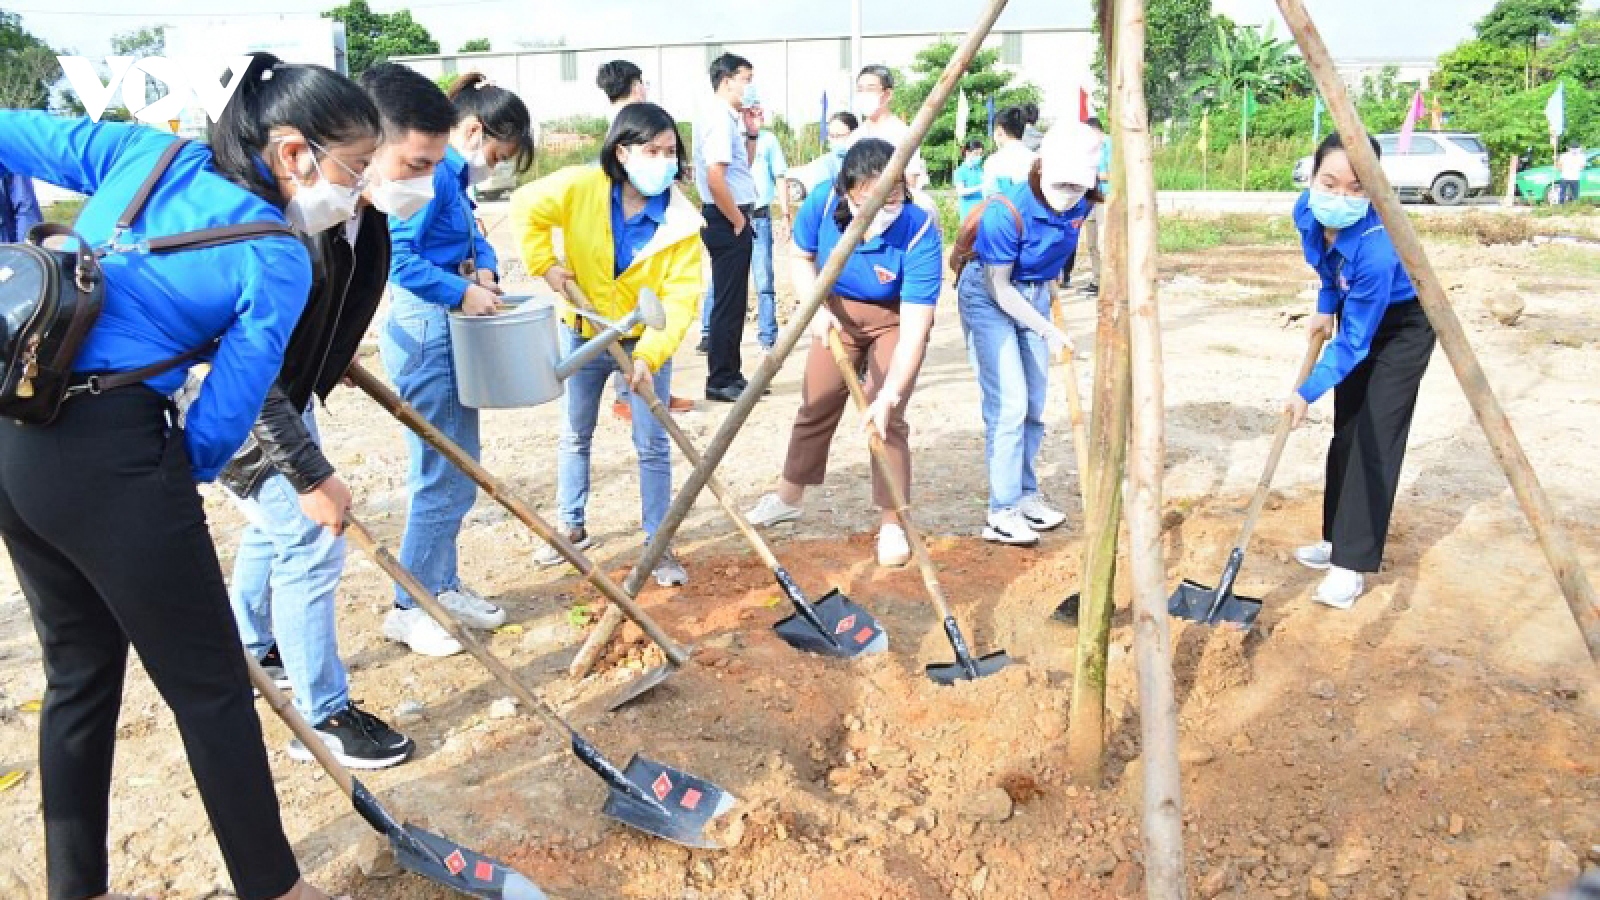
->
[0, 221, 1596, 900]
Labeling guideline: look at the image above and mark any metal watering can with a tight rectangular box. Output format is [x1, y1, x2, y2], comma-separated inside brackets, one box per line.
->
[448, 288, 667, 408]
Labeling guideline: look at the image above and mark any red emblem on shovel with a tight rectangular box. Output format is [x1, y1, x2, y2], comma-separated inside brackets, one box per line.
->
[855, 626, 876, 644]
[445, 849, 467, 876]
[653, 772, 673, 801]
[474, 860, 494, 882]
[681, 788, 703, 810]
[835, 615, 856, 634]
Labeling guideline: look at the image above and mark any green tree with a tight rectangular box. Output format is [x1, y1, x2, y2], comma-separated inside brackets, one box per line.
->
[1434, 39, 1528, 98]
[1543, 12, 1600, 88]
[1475, 0, 1581, 87]
[890, 40, 1039, 184]
[1143, 0, 1219, 122]
[323, 0, 439, 77]
[0, 11, 57, 109]
[110, 26, 168, 108]
[459, 38, 490, 53]
[1190, 19, 1311, 108]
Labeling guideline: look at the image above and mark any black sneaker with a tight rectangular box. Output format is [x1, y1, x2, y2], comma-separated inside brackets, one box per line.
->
[287, 702, 414, 770]
[259, 644, 291, 690]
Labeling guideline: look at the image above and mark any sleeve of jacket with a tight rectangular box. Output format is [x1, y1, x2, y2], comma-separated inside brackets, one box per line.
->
[250, 383, 336, 493]
[388, 168, 471, 306]
[509, 167, 580, 277]
[0, 111, 138, 196]
[632, 236, 705, 372]
[1298, 243, 1395, 404]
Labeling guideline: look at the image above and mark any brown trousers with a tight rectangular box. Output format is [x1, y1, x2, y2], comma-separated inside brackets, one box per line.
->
[783, 298, 919, 508]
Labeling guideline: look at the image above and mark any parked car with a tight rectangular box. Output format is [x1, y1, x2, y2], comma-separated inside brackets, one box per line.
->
[1292, 132, 1492, 205]
[1514, 149, 1600, 205]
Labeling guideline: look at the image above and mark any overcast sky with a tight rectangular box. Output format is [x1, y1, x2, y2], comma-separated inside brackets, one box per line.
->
[12, 0, 1518, 65]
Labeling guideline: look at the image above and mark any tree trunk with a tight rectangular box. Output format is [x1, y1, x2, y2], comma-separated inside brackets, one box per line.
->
[1114, 0, 1191, 894]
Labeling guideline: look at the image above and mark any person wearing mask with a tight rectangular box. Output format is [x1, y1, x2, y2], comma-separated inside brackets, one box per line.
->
[852, 65, 929, 192]
[0, 52, 375, 900]
[982, 105, 1038, 198]
[597, 58, 647, 124]
[954, 139, 986, 219]
[220, 62, 457, 772]
[380, 72, 534, 654]
[785, 111, 859, 202]
[696, 53, 759, 403]
[744, 139, 943, 568]
[1058, 116, 1110, 294]
[958, 123, 1101, 545]
[1288, 131, 1433, 610]
[1558, 144, 1586, 204]
[510, 102, 704, 586]
[0, 160, 43, 243]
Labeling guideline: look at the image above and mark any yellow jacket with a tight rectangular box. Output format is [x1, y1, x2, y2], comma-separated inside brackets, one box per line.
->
[509, 165, 704, 372]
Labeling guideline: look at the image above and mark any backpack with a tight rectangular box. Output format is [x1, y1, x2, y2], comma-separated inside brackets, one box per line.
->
[947, 194, 1023, 276]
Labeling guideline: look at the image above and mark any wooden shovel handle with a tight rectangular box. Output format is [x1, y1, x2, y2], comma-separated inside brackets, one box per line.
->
[243, 652, 357, 800]
[823, 329, 955, 622]
[1232, 331, 1329, 550]
[1048, 283, 1092, 518]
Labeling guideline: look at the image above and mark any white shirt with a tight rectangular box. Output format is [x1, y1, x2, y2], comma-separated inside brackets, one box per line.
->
[982, 140, 1037, 196]
[694, 99, 758, 206]
[1559, 149, 1586, 180]
[856, 115, 928, 181]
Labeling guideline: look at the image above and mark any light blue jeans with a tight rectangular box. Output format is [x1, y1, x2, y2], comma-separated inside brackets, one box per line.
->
[229, 409, 350, 725]
[380, 288, 480, 607]
[699, 215, 778, 348]
[557, 329, 673, 539]
[957, 262, 1052, 512]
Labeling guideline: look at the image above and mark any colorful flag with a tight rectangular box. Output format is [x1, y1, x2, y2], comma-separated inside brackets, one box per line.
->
[1240, 87, 1257, 140]
[1546, 81, 1566, 143]
[1313, 94, 1324, 143]
[1079, 86, 1090, 123]
[986, 96, 996, 136]
[1398, 89, 1424, 154]
[955, 89, 970, 147]
[1199, 109, 1209, 149]
[820, 91, 829, 141]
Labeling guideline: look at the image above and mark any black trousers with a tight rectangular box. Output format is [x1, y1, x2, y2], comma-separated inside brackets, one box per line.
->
[1324, 301, 1436, 573]
[702, 203, 755, 390]
[0, 386, 300, 900]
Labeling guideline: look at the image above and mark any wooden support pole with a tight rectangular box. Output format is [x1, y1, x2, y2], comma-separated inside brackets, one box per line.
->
[1114, 0, 1189, 894]
[1276, 0, 1600, 664]
[1068, 0, 1134, 784]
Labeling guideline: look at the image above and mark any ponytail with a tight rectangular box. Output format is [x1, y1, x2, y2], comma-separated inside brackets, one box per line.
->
[447, 72, 535, 174]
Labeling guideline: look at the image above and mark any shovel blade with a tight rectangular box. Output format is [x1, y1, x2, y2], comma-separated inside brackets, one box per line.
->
[1168, 579, 1262, 630]
[1051, 593, 1081, 625]
[600, 755, 739, 849]
[772, 589, 889, 658]
[925, 650, 1012, 686]
[603, 661, 680, 713]
[394, 823, 547, 900]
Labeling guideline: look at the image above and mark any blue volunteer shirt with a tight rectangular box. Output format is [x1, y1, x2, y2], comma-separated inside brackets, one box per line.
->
[749, 131, 789, 208]
[791, 188, 943, 306]
[388, 145, 499, 305]
[1293, 190, 1419, 404]
[973, 181, 1091, 283]
[0, 112, 311, 482]
[955, 158, 984, 219]
[610, 180, 668, 276]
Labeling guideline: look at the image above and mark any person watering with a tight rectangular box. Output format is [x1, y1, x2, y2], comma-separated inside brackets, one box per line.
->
[1289, 131, 1434, 610]
[511, 102, 705, 587]
[958, 122, 1101, 546]
[0, 52, 376, 900]
[380, 72, 534, 655]
[745, 138, 943, 568]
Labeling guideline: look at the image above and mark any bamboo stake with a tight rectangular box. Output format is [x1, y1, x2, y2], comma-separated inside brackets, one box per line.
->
[1114, 0, 1189, 893]
[569, 0, 1015, 676]
[1067, 0, 1134, 782]
[1275, 0, 1600, 663]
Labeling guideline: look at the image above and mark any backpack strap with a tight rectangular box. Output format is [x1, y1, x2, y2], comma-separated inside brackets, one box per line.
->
[113, 138, 295, 254]
[118, 138, 188, 231]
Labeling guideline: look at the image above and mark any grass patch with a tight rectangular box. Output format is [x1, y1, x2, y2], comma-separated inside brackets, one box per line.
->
[1159, 213, 1297, 252]
[44, 198, 84, 226]
[1530, 244, 1600, 278]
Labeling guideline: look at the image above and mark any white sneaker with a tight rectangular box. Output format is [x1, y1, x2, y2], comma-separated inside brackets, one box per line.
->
[1314, 566, 1365, 610]
[877, 523, 912, 568]
[535, 526, 593, 568]
[438, 587, 506, 630]
[652, 551, 689, 587]
[1018, 493, 1067, 531]
[382, 607, 463, 657]
[983, 507, 1041, 546]
[746, 492, 803, 527]
[1295, 540, 1333, 570]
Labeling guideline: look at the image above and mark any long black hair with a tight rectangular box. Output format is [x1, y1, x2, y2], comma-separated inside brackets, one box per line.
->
[446, 72, 535, 174]
[1313, 130, 1382, 176]
[210, 52, 381, 208]
[995, 105, 1031, 140]
[830, 138, 911, 231]
[600, 102, 689, 187]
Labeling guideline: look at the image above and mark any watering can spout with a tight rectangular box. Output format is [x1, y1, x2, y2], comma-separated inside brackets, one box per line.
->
[554, 288, 668, 380]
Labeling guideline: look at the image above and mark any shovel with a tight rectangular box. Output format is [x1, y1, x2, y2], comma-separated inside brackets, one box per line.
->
[346, 361, 694, 708]
[1168, 331, 1329, 630]
[245, 655, 546, 899]
[343, 513, 738, 848]
[560, 282, 888, 663]
[824, 330, 1011, 684]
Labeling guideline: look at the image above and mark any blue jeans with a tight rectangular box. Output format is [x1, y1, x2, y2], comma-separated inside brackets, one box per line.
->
[957, 263, 1052, 511]
[557, 329, 673, 539]
[699, 215, 778, 349]
[229, 409, 350, 724]
[380, 288, 480, 607]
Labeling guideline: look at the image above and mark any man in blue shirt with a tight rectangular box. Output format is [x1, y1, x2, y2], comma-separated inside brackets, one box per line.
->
[700, 86, 788, 353]
[0, 163, 43, 244]
[695, 53, 760, 402]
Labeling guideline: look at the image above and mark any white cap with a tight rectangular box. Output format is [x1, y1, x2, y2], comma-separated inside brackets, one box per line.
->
[1039, 121, 1103, 189]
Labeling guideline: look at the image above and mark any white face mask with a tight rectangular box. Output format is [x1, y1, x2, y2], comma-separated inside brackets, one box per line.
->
[848, 196, 904, 241]
[283, 145, 362, 234]
[461, 129, 495, 183]
[853, 91, 882, 119]
[370, 173, 435, 220]
[1043, 185, 1087, 213]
